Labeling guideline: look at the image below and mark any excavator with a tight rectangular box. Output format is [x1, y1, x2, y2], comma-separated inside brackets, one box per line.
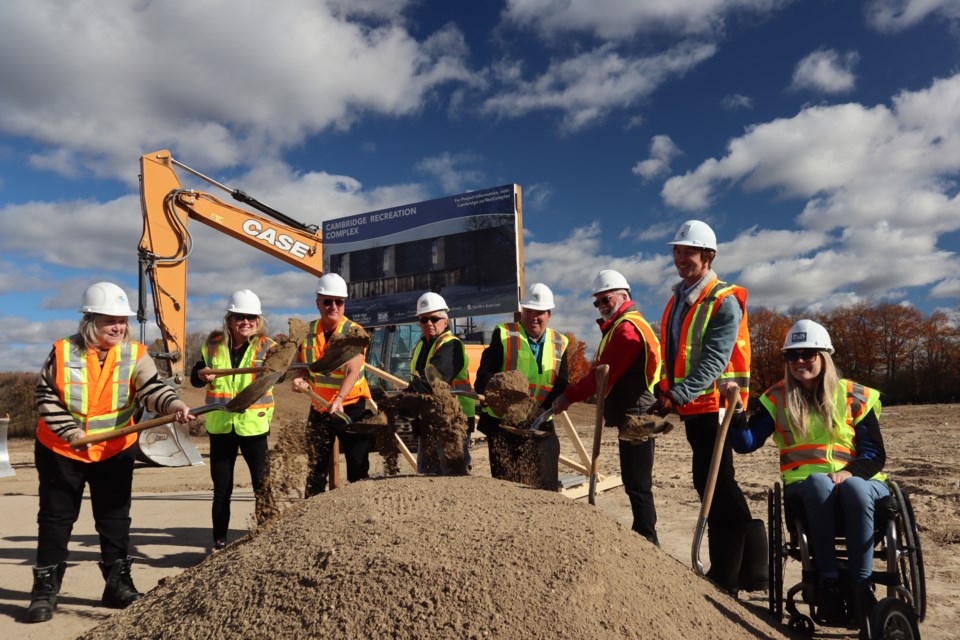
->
[136, 150, 326, 465]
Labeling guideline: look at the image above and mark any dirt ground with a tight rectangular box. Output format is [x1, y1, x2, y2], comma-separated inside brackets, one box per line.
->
[1, 385, 957, 639]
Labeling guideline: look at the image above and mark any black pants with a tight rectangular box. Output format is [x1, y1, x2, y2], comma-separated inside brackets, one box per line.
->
[34, 440, 136, 567]
[485, 425, 560, 491]
[208, 431, 270, 541]
[305, 404, 374, 497]
[684, 412, 754, 589]
[619, 437, 658, 544]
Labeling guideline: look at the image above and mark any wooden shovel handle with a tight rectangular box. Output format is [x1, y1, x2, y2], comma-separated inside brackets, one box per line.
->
[69, 405, 216, 448]
[589, 364, 611, 505]
[699, 387, 740, 519]
[363, 363, 409, 389]
[198, 364, 307, 379]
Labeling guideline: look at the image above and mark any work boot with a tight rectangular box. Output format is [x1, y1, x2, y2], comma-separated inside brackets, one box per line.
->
[98, 557, 143, 609]
[737, 519, 769, 592]
[852, 584, 878, 640]
[815, 577, 847, 625]
[26, 562, 66, 623]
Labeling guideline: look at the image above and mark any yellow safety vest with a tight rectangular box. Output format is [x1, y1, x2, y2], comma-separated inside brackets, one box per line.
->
[36, 336, 145, 462]
[411, 331, 475, 418]
[597, 310, 662, 394]
[300, 317, 371, 410]
[482, 323, 568, 419]
[760, 379, 887, 485]
[202, 333, 276, 436]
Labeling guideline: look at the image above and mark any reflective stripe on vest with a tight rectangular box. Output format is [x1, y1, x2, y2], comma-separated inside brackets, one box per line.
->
[300, 317, 371, 409]
[483, 323, 568, 418]
[411, 332, 475, 418]
[759, 379, 886, 485]
[597, 310, 661, 395]
[36, 336, 145, 462]
[202, 334, 276, 435]
[659, 279, 750, 414]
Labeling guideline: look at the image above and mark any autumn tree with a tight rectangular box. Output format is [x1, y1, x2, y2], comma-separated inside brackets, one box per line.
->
[746, 307, 793, 402]
[564, 332, 592, 385]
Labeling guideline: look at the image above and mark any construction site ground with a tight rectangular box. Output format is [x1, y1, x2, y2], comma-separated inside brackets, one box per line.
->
[1, 385, 957, 639]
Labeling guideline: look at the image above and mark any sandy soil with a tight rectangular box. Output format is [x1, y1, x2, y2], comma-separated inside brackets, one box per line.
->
[1, 385, 957, 639]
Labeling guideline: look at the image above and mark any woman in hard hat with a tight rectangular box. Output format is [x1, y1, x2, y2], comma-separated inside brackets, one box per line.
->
[729, 319, 888, 630]
[29, 282, 194, 623]
[409, 291, 475, 474]
[191, 289, 276, 551]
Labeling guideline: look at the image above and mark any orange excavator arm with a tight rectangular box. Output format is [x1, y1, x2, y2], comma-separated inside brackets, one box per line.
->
[138, 150, 325, 384]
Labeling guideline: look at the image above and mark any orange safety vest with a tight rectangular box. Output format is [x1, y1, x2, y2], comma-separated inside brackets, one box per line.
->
[36, 336, 146, 462]
[659, 277, 751, 415]
[300, 317, 371, 411]
[202, 333, 276, 435]
[597, 309, 661, 395]
[411, 331, 475, 418]
[760, 379, 886, 485]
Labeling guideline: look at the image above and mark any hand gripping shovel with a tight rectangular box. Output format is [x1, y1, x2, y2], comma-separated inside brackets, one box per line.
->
[588, 364, 611, 506]
[70, 369, 285, 448]
[691, 385, 740, 575]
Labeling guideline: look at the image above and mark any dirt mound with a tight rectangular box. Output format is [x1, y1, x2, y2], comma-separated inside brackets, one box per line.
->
[79, 476, 787, 640]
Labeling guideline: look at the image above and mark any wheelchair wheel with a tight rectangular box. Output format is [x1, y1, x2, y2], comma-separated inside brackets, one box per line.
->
[889, 481, 926, 621]
[870, 597, 919, 640]
[767, 483, 784, 621]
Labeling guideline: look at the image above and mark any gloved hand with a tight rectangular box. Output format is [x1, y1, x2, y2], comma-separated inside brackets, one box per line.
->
[647, 391, 675, 417]
[407, 373, 433, 395]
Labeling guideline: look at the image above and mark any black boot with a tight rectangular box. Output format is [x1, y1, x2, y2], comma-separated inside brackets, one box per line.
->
[26, 562, 66, 623]
[737, 518, 769, 592]
[816, 577, 847, 625]
[99, 557, 143, 608]
[852, 584, 878, 640]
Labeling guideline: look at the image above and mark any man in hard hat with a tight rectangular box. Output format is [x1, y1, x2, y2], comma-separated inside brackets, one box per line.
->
[552, 270, 664, 545]
[474, 283, 569, 490]
[293, 273, 374, 496]
[408, 292, 475, 474]
[652, 220, 765, 593]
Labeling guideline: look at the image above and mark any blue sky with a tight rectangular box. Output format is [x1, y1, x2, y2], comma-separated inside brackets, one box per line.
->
[1, 0, 959, 372]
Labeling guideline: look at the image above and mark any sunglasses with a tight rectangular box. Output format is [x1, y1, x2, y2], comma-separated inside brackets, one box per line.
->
[419, 316, 444, 325]
[321, 298, 345, 308]
[229, 313, 259, 322]
[784, 349, 821, 363]
[593, 294, 616, 308]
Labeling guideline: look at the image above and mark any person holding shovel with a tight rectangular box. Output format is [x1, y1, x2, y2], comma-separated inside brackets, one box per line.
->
[551, 270, 664, 545]
[730, 319, 889, 632]
[292, 273, 374, 496]
[474, 282, 569, 491]
[28, 282, 194, 623]
[649, 220, 765, 595]
[407, 291, 475, 474]
[190, 289, 276, 551]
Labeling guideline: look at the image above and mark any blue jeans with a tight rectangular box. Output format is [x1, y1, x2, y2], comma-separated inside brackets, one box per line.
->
[786, 473, 889, 586]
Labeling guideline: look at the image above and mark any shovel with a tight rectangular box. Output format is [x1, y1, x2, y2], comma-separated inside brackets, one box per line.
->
[691, 385, 740, 576]
[528, 407, 555, 430]
[292, 385, 351, 424]
[588, 364, 611, 505]
[69, 370, 284, 448]
[198, 363, 308, 379]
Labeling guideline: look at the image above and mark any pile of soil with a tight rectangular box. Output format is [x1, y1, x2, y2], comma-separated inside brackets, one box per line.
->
[79, 476, 787, 640]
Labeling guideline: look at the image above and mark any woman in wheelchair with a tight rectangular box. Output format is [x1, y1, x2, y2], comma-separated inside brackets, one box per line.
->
[726, 319, 888, 633]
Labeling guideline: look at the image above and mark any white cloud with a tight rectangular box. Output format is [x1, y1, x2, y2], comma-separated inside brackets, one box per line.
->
[522, 183, 555, 209]
[414, 152, 485, 193]
[482, 42, 716, 131]
[0, 0, 475, 181]
[722, 93, 754, 110]
[789, 49, 859, 94]
[632, 134, 681, 181]
[501, 0, 791, 40]
[865, 0, 960, 32]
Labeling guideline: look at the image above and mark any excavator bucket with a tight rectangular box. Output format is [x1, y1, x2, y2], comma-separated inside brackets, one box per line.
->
[0, 415, 15, 478]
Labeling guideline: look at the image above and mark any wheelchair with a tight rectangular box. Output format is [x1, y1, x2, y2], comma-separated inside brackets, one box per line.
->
[767, 479, 925, 639]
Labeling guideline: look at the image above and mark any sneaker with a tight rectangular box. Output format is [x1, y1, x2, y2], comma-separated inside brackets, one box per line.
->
[213, 539, 226, 551]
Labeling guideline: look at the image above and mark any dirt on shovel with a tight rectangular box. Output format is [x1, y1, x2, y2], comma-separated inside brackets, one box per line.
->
[309, 324, 371, 374]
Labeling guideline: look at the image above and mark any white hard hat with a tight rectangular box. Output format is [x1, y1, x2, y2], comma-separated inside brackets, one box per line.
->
[520, 282, 555, 311]
[668, 220, 717, 251]
[79, 282, 136, 316]
[226, 289, 262, 315]
[782, 319, 834, 354]
[315, 273, 349, 298]
[592, 270, 631, 295]
[416, 292, 448, 316]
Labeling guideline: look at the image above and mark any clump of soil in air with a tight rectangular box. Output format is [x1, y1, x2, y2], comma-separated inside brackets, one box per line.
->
[379, 374, 469, 475]
[309, 324, 371, 373]
[483, 370, 537, 426]
[618, 414, 674, 441]
[256, 415, 309, 523]
[261, 318, 309, 373]
[349, 408, 400, 476]
[79, 477, 789, 640]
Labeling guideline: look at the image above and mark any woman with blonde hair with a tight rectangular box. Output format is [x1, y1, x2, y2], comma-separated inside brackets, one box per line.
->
[729, 319, 888, 633]
[190, 289, 275, 551]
